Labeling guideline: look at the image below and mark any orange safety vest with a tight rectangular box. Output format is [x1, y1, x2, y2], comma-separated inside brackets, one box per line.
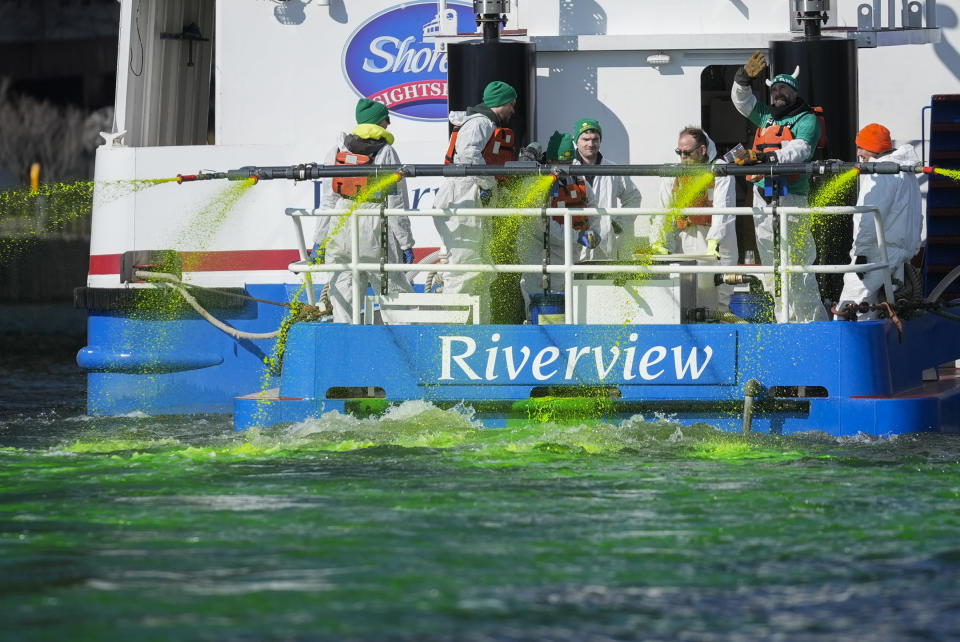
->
[444, 124, 516, 165]
[551, 178, 589, 229]
[671, 174, 713, 229]
[331, 151, 372, 199]
[748, 107, 826, 183]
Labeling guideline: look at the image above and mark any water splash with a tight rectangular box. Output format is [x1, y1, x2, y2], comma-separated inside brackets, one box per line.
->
[44, 402, 828, 463]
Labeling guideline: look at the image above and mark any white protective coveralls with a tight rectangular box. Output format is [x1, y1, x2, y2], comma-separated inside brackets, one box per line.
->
[837, 144, 922, 315]
[653, 136, 738, 312]
[312, 131, 414, 323]
[572, 154, 644, 261]
[433, 110, 499, 320]
[732, 82, 828, 323]
[518, 178, 598, 314]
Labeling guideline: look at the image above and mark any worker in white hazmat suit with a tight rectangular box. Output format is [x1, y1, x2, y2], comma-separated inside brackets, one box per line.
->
[434, 81, 518, 322]
[651, 127, 738, 312]
[731, 51, 828, 322]
[834, 123, 922, 320]
[570, 117, 643, 261]
[518, 131, 598, 317]
[312, 98, 415, 323]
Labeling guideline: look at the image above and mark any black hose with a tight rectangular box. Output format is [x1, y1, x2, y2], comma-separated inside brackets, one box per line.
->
[207, 161, 923, 182]
[931, 309, 960, 324]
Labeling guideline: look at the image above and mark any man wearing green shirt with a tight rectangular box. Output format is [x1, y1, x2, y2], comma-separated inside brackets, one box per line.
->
[731, 51, 827, 322]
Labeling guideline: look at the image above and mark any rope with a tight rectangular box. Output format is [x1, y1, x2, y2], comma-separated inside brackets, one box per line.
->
[135, 270, 288, 340]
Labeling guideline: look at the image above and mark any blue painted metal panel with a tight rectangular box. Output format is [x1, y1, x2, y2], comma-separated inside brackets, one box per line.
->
[267, 308, 960, 436]
[80, 277, 960, 438]
[80, 283, 299, 415]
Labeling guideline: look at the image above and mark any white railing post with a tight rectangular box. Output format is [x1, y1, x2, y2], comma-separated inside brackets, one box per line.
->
[779, 204, 791, 320]
[351, 208, 361, 325]
[871, 205, 896, 303]
[286, 204, 894, 325]
[291, 215, 317, 306]
[563, 210, 574, 323]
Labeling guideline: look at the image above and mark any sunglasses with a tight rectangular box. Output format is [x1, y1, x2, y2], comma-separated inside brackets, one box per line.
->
[675, 147, 701, 157]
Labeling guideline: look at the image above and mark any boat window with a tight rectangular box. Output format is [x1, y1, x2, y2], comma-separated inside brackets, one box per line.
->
[768, 386, 829, 398]
[326, 387, 387, 400]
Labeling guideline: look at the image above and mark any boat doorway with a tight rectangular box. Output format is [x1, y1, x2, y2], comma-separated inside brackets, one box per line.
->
[119, 0, 214, 147]
[700, 64, 767, 264]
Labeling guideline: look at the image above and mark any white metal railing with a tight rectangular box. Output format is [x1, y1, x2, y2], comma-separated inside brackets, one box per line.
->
[285, 205, 894, 325]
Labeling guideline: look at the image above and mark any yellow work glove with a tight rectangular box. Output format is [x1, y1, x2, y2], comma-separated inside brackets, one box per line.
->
[744, 51, 767, 78]
[733, 149, 760, 166]
[650, 242, 670, 255]
[705, 238, 720, 260]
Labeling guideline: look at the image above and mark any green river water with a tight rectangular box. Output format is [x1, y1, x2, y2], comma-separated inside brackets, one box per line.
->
[2, 334, 959, 641]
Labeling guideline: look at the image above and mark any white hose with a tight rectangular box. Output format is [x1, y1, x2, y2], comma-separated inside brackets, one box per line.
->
[134, 270, 281, 341]
[925, 265, 960, 304]
[418, 249, 447, 294]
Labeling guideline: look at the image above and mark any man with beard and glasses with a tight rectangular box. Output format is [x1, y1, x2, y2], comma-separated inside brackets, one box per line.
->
[651, 126, 737, 312]
[730, 51, 827, 322]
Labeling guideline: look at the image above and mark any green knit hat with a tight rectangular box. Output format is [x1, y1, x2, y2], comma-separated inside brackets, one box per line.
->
[574, 117, 602, 141]
[355, 98, 389, 125]
[482, 81, 517, 107]
[546, 131, 575, 162]
[769, 73, 799, 92]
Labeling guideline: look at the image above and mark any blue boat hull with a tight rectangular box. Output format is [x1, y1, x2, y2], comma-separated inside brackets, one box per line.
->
[236, 310, 960, 436]
[77, 284, 960, 436]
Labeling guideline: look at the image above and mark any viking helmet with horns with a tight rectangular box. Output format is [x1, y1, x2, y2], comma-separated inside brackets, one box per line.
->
[766, 66, 801, 91]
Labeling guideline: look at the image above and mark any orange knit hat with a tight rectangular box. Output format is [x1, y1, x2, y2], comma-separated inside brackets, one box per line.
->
[856, 123, 893, 155]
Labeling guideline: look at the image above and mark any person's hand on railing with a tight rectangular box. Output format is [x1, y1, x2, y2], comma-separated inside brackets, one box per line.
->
[706, 238, 721, 260]
[402, 247, 415, 264]
[577, 228, 601, 249]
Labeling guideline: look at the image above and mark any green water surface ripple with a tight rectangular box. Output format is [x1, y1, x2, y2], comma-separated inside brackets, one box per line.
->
[1, 337, 959, 641]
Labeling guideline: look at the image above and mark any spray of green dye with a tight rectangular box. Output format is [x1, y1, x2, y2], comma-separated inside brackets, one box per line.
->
[0, 178, 181, 265]
[176, 178, 258, 272]
[487, 174, 558, 324]
[257, 173, 403, 421]
[112, 178, 259, 416]
[934, 167, 960, 182]
[656, 170, 716, 248]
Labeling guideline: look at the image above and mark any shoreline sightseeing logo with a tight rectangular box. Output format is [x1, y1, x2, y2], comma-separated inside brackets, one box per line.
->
[342, 1, 476, 121]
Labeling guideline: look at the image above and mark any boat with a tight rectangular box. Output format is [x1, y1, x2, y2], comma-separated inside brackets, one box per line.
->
[76, 0, 960, 436]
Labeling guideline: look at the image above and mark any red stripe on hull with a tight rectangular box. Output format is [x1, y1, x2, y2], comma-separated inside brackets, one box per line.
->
[88, 248, 443, 275]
